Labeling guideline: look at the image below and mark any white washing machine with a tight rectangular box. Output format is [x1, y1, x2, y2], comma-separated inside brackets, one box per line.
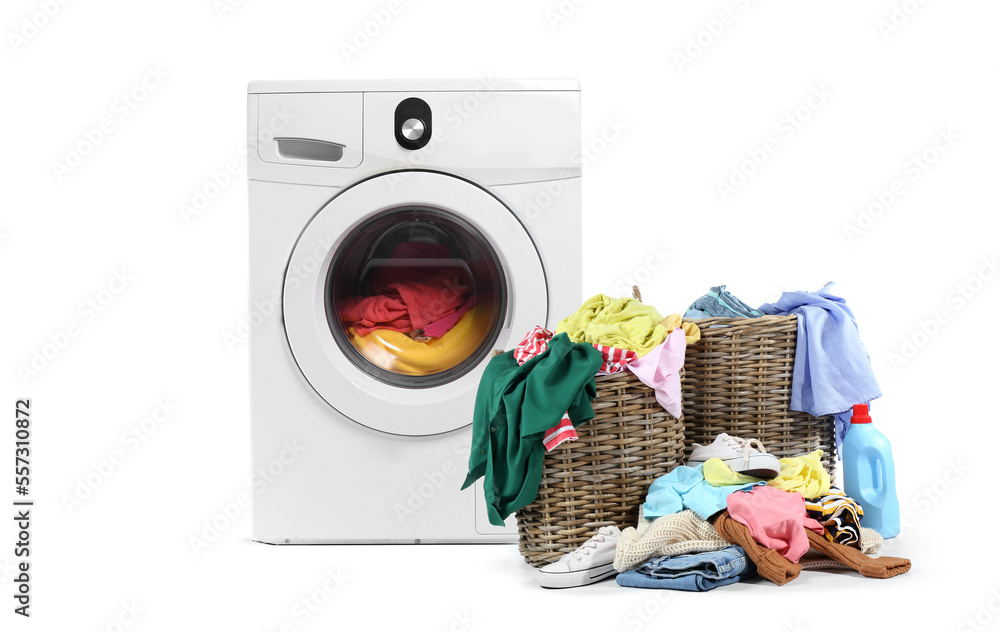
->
[248, 79, 582, 543]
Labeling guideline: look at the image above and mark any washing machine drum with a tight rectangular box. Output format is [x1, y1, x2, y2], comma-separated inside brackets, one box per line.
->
[329, 209, 504, 386]
[282, 171, 547, 436]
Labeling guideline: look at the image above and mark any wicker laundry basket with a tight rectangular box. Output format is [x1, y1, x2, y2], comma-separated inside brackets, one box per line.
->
[516, 370, 684, 568]
[681, 315, 836, 472]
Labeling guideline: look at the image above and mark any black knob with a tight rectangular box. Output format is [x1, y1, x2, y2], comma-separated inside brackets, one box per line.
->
[394, 98, 432, 150]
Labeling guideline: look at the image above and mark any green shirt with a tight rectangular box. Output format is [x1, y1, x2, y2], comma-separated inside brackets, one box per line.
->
[461, 333, 603, 526]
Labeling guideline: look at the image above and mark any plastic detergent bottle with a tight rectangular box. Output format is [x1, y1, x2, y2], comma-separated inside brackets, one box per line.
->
[842, 404, 900, 538]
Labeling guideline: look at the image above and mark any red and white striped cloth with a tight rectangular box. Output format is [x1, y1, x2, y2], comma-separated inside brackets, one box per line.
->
[512, 325, 553, 365]
[511, 326, 637, 450]
[594, 344, 638, 375]
[541, 414, 576, 450]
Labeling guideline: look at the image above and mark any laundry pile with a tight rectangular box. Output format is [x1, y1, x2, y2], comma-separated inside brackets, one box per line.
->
[339, 241, 490, 375]
[539, 433, 909, 590]
[462, 283, 909, 591]
[461, 293, 699, 526]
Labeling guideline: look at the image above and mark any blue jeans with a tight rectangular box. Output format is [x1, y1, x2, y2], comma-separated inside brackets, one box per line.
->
[616, 546, 755, 592]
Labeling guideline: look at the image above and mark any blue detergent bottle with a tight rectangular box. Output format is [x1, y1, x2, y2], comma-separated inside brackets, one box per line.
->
[842, 404, 900, 538]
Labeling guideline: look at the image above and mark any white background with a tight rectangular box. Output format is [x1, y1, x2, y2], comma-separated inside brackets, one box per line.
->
[3, 0, 998, 630]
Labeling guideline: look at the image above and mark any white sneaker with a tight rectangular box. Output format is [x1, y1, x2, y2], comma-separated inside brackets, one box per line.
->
[537, 525, 620, 589]
[688, 433, 781, 478]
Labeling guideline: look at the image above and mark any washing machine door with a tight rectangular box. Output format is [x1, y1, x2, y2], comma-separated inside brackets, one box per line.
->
[283, 170, 547, 436]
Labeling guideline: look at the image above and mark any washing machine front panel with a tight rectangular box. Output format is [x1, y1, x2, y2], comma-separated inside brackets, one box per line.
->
[283, 171, 547, 437]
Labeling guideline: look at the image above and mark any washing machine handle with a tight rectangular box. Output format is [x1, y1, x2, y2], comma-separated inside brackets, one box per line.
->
[273, 137, 346, 162]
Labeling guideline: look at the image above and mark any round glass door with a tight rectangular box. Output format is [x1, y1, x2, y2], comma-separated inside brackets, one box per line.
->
[282, 170, 546, 436]
[326, 207, 507, 387]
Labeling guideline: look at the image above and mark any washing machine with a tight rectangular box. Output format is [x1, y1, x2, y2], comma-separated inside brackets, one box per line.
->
[248, 79, 582, 543]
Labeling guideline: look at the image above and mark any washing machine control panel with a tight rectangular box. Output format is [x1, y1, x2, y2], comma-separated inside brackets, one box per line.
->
[394, 97, 432, 150]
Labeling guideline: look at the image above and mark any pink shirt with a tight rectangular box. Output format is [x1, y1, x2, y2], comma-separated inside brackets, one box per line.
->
[727, 485, 825, 563]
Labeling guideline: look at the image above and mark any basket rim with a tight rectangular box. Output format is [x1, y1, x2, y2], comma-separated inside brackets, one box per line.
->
[683, 314, 796, 326]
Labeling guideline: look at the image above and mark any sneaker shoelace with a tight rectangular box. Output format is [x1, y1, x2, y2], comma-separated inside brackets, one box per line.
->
[570, 527, 616, 561]
[724, 435, 768, 468]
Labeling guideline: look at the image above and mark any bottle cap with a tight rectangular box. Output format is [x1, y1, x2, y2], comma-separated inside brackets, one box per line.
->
[851, 404, 872, 424]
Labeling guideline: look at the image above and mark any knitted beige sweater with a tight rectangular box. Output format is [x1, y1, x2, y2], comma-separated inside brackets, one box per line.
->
[613, 509, 729, 572]
[614, 510, 885, 573]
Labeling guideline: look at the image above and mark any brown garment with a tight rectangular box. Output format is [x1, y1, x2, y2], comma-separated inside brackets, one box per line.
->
[713, 511, 801, 585]
[713, 511, 912, 585]
[804, 529, 911, 578]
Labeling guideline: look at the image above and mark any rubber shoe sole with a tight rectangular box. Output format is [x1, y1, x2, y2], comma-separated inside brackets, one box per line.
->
[688, 453, 781, 479]
[538, 562, 617, 589]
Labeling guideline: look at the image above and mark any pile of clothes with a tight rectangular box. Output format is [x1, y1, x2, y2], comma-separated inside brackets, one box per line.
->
[338, 242, 489, 375]
[461, 293, 699, 526]
[537, 433, 911, 590]
[461, 283, 909, 590]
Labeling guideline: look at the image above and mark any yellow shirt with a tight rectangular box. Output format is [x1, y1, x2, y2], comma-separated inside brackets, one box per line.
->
[350, 305, 492, 376]
[769, 450, 831, 498]
[703, 449, 831, 499]
[556, 294, 668, 356]
[660, 314, 701, 346]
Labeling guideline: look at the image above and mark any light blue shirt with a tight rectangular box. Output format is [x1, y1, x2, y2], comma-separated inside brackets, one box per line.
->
[641, 465, 761, 521]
